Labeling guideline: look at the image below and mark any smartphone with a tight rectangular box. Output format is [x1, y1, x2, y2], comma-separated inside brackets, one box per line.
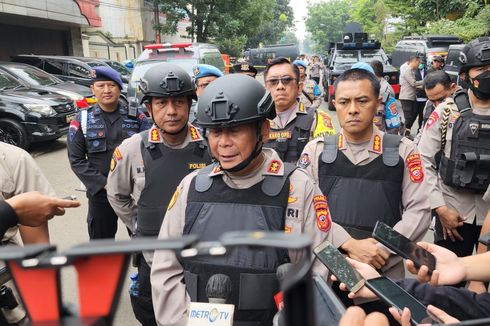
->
[372, 221, 436, 272]
[366, 276, 441, 325]
[313, 241, 365, 293]
[62, 195, 77, 200]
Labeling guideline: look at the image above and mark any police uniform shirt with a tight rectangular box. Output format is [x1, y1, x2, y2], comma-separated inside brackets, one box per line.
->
[299, 128, 431, 277]
[150, 148, 351, 325]
[418, 98, 490, 224]
[67, 104, 150, 198]
[106, 124, 205, 231]
[300, 79, 322, 109]
[0, 142, 55, 242]
[269, 101, 336, 139]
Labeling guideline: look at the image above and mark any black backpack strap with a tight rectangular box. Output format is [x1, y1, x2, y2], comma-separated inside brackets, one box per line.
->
[262, 163, 297, 197]
[321, 134, 339, 163]
[195, 164, 216, 192]
[382, 134, 402, 167]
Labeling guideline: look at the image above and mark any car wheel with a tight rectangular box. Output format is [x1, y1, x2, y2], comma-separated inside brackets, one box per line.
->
[0, 119, 29, 149]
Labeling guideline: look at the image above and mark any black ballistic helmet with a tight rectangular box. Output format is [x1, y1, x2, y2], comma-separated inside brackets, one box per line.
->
[139, 63, 196, 103]
[196, 74, 275, 129]
[459, 36, 490, 72]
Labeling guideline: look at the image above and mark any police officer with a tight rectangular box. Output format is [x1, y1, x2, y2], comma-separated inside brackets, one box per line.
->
[427, 55, 445, 73]
[263, 57, 335, 163]
[232, 61, 257, 78]
[106, 63, 211, 325]
[300, 68, 431, 278]
[293, 59, 323, 109]
[418, 37, 490, 263]
[150, 74, 351, 326]
[189, 64, 224, 125]
[67, 66, 150, 239]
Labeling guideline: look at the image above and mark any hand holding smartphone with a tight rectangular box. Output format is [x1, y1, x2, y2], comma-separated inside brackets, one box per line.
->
[372, 221, 436, 273]
[313, 241, 365, 293]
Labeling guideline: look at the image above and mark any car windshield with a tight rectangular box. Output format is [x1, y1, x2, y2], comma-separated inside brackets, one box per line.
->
[7, 65, 61, 86]
[0, 72, 22, 90]
[86, 61, 106, 68]
[360, 50, 387, 63]
[107, 61, 130, 75]
[333, 50, 358, 66]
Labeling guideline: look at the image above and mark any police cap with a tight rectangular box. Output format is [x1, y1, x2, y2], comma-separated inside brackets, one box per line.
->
[193, 64, 224, 80]
[92, 66, 123, 90]
[196, 74, 275, 129]
[292, 60, 308, 70]
[139, 63, 196, 103]
[232, 62, 258, 75]
[459, 37, 490, 72]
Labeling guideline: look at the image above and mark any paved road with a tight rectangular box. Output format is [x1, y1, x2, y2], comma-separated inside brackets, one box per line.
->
[28, 99, 428, 324]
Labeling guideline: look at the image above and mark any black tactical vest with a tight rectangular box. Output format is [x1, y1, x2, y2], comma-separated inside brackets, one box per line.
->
[264, 104, 315, 163]
[182, 163, 296, 326]
[136, 129, 211, 237]
[318, 134, 404, 239]
[439, 91, 490, 192]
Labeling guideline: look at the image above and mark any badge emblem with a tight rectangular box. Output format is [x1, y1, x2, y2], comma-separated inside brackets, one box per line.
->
[268, 160, 282, 173]
[373, 134, 381, 152]
[297, 153, 311, 169]
[469, 122, 479, 135]
[193, 66, 200, 77]
[426, 111, 439, 129]
[406, 153, 424, 183]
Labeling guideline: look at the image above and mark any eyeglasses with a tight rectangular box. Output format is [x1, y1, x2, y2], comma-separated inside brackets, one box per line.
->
[265, 76, 297, 87]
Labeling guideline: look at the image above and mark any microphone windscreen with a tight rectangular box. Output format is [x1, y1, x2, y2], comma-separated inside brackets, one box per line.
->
[276, 263, 294, 284]
[205, 274, 232, 300]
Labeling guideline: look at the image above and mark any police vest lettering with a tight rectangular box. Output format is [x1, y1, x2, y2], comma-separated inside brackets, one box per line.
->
[181, 163, 296, 325]
[438, 92, 490, 192]
[264, 105, 315, 163]
[81, 105, 141, 153]
[318, 134, 404, 239]
[136, 129, 211, 237]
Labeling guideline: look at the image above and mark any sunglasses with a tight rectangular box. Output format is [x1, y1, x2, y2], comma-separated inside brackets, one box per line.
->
[265, 76, 297, 87]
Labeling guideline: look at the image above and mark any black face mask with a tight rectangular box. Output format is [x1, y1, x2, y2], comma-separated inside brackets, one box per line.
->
[470, 70, 490, 100]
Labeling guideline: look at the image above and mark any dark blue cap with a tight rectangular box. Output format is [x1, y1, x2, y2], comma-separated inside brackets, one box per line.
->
[193, 64, 223, 80]
[92, 66, 123, 90]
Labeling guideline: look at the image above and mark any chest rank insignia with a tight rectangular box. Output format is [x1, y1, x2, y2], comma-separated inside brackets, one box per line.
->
[373, 134, 381, 152]
[150, 127, 161, 142]
[267, 160, 282, 174]
[189, 126, 200, 140]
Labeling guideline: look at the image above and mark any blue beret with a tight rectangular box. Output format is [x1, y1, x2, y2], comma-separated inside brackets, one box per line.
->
[351, 62, 375, 75]
[92, 66, 123, 90]
[293, 60, 308, 69]
[193, 64, 223, 80]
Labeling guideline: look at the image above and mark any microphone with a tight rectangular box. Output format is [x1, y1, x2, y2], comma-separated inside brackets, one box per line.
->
[205, 274, 232, 304]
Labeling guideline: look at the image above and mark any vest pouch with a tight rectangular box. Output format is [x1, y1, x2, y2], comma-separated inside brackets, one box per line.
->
[85, 131, 107, 153]
[136, 205, 165, 237]
[439, 155, 458, 188]
[238, 273, 278, 310]
[274, 139, 289, 156]
[296, 137, 308, 157]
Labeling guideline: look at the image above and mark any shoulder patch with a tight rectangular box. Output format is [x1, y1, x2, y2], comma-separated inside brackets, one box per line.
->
[373, 134, 382, 152]
[297, 153, 311, 169]
[338, 133, 343, 148]
[113, 147, 123, 160]
[267, 160, 282, 174]
[406, 153, 424, 183]
[167, 187, 179, 211]
[426, 111, 439, 129]
[149, 127, 162, 143]
[189, 126, 201, 141]
[313, 195, 331, 232]
[110, 158, 116, 172]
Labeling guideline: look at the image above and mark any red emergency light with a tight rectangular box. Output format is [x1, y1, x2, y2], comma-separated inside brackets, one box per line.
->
[144, 43, 192, 50]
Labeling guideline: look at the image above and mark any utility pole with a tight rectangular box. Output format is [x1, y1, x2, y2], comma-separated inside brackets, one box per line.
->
[154, 0, 161, 43]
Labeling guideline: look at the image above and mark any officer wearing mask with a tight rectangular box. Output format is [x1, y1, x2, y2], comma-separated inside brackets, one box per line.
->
[299, 68, 431, 279]
[264, 57, 335, 163]
[418, 37, 490, 267]
[232, 61, 257, 78]
[151, 74, 350, 326]
[106, 63, 211, 325]
[189, 64, 224, 125]
[293, 59, 323, 109]
[67, 66, 150, 239]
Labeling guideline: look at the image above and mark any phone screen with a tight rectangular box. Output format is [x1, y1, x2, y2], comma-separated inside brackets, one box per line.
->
[313, 241, 365, 292]
[373, 221, 436, 272]
[366, 276, 435, 324]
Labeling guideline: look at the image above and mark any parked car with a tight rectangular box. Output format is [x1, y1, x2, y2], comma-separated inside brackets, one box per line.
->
[391, 35, 463, 68]
[11, 55, 128, 95]
[127, 42, 225, 114]
[70, 57, 131, 83]
[0, 61, 92, 104]
[0, 69, 77, 149]
[443, 44, 466, 84]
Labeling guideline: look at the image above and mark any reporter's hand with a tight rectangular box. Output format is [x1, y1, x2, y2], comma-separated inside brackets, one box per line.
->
[426, 305, 460, 324]
[467, 281, 487, 294]
[404, 241, 466, 286]
[331, 257, 379, 300]
[436, 206, 464, 242]
[341, 238, 390, 269]
[6, 192, 81, 227]
[388, 307, 412, 326]
[339, 306, 389, 326]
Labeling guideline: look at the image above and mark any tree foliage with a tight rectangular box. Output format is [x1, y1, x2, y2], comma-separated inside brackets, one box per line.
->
[156, 0, 285, 57]
[305, 0, 352, 54]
